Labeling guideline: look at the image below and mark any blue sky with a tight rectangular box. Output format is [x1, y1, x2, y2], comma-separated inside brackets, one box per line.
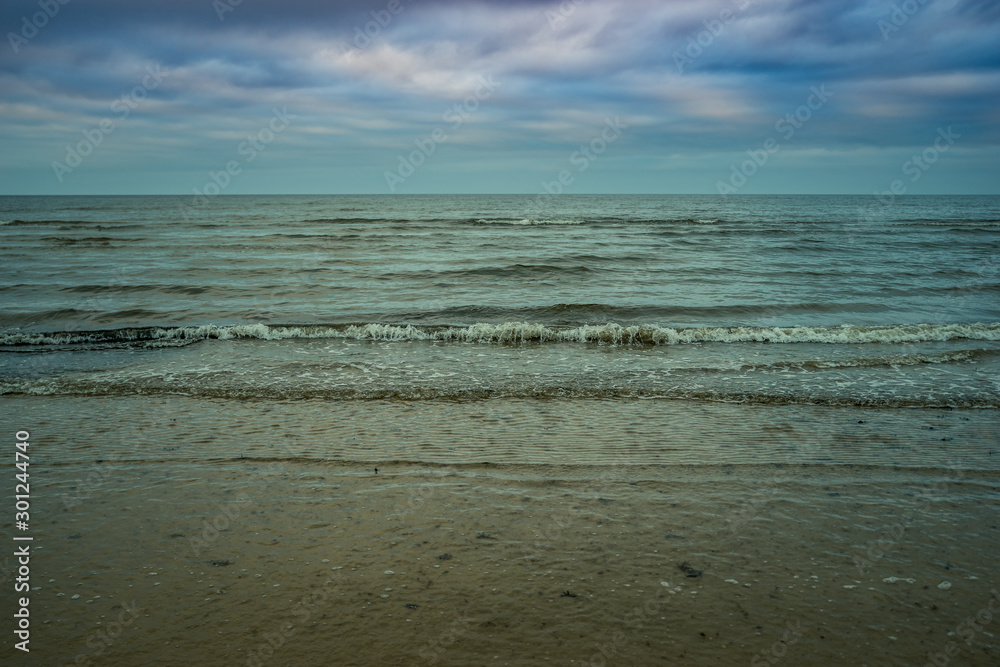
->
[1, 0, 998, 194]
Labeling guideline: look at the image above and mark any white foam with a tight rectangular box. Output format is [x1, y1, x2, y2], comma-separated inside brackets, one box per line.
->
[4, 321, 1000, 347]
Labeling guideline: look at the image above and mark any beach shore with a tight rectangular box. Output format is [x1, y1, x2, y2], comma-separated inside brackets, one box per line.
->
[3, 396, 998, 666]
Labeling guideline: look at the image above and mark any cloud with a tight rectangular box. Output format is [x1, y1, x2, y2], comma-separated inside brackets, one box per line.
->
[0, 0, 997, 193]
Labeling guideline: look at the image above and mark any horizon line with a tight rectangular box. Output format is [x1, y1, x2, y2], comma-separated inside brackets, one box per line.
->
[2, 193, 998, 197]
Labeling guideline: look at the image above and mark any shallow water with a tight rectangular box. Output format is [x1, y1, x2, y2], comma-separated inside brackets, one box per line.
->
[3, 396, 999, 666]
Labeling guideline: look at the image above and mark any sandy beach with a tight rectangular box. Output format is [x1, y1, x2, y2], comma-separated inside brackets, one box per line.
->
[3, 396, 998, 666]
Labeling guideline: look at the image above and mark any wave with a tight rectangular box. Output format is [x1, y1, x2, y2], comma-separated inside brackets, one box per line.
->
[901, 220, 1000, 229]
[3, 321, 1000, 348]
[8, 215, 998, 230]
[302, 216, 590, 226]
[302, 217, 416, 225]
[734, 348, 997, 372]
[4, 219, 105, 226]
[470, 217, 728, 226]
[1, 219, 146, 230]
[386, 264, 597, 281]
[473, 217, 585, 225]
[2, 374, 995, 407]
[302, 216, 728, 226]
[633, 348, 998, 374]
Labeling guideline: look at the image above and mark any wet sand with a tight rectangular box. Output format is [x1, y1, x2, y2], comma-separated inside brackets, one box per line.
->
[1, 397, 999, 666]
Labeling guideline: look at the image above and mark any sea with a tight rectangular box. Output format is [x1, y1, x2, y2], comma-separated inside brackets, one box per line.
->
[2, 194, 999, 407]
[1, 194, 999, 666]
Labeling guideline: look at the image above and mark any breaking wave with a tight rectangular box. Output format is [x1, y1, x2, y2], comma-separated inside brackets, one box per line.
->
[3, 321, 1000, 348]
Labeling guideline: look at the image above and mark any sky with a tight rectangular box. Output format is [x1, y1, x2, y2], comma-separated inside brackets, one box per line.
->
[0, 0, 998, 195]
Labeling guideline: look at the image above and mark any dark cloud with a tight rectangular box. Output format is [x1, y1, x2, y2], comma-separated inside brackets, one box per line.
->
[1, 0, 998, 194]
